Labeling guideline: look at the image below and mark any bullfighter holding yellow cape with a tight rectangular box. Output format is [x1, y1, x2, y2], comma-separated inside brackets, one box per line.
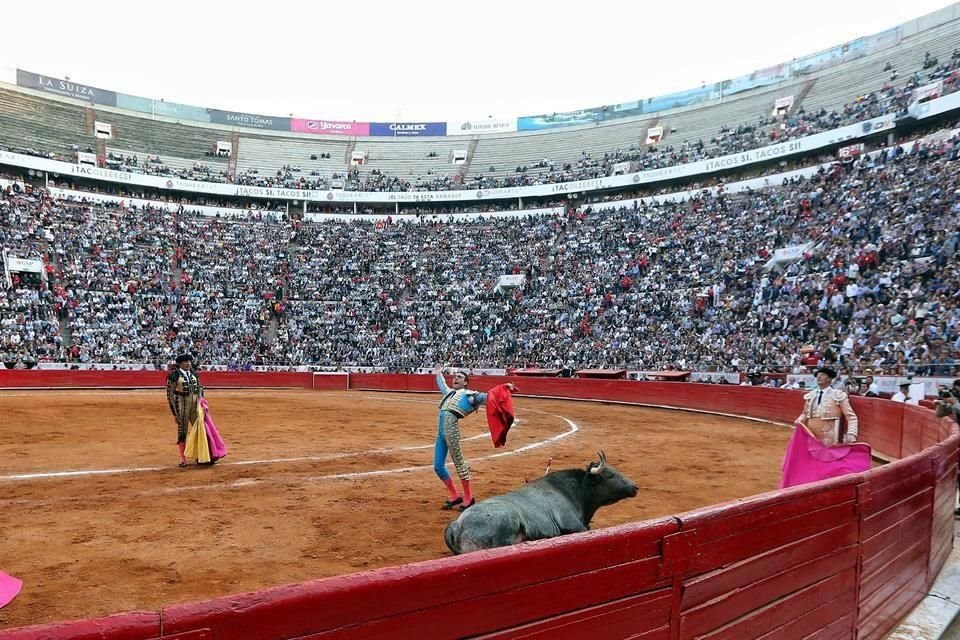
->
[166, 354, 228, 467]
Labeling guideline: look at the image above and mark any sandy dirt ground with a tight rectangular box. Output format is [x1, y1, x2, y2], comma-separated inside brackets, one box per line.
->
[0, 389, 792, 629]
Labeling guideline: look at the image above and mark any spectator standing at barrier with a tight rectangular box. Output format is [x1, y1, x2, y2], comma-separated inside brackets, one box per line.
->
[891, 381, 920, 405]
[166, 354, 202, 467]
[863, 371, 880, 397]
[796, 366, 859, 446]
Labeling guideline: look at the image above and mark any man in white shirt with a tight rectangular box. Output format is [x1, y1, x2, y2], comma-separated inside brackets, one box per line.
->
[891, 382, 920, 405]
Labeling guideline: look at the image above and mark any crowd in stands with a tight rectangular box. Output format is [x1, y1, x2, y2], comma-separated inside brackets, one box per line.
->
[3, 51, 957, 197]
[103, 152, 230, 183]
[3, 125, 960, 381]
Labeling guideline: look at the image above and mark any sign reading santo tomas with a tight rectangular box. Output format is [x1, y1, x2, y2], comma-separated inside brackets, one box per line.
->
[16, 69, 117, 107]
[208, 109, 291, 131]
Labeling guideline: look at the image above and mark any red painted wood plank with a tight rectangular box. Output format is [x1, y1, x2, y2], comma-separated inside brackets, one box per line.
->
[753, 598, 853, 640]
[857, 571, 927, 640]
[860, 543, 928, 615]
[931, 542, 953, 583]
[863, 453, 931, 492]
[0, 612, 161, 640]
[304, 564, 671, 640]
[861, 472, 934, 518]
[930, 508, 955, 546]
[682, 522, 857, 609]
[623, 630, 671, 640]
[466, 592, 673, 640]
[684, 569, 856, 640]
[859, 519, 903, 563]
[901, 411, 926, 457]
[799, 613, 855, 640]
[680, 547, 857, 638]
[861, 539, 927, 605]
[933, 480, 955, 511]
[861, 490, 931, 540]
[677, 480, 858, 541]
[690, 502, 857, 573]
[862, 524, 929, 579]
[161, 519, 676, 639]
[860, 531, 926, 589]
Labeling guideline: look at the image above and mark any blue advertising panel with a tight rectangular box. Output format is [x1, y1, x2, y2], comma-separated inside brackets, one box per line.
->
[369, 122, 447, 136]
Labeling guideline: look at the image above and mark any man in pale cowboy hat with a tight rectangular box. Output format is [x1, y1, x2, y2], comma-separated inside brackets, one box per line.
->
[796, 366, 860, 446]
[166, 353, 202, 467]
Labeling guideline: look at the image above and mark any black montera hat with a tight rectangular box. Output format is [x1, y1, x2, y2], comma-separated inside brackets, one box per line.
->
[815, 366, 838, 379]
[175, 354, 193, 364]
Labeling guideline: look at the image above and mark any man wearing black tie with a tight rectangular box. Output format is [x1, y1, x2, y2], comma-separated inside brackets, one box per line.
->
[796, 366, 859, 446]
[166, 353, 202, 467]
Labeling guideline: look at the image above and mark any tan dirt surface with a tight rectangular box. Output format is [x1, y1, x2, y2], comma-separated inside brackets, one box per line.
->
[0, 389, 791, 629]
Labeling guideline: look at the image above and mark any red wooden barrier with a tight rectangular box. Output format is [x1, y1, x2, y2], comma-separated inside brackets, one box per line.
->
[0, 611, 160, 640]
[0, 370, 315, 389]
[0, 374, 956, 640]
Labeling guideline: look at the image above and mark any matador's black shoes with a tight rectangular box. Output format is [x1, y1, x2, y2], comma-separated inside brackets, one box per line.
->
[442, 497, 463, 510]
[459, 498, 476, 512]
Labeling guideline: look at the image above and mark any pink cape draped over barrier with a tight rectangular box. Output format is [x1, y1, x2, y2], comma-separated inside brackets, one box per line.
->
[0, 570, 22, 609]
[199, 397, 228, 460]
[779, 422, 872, 489]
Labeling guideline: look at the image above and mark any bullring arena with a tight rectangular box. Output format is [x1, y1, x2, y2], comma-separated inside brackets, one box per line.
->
[0, 372, 956, 639]
[5, 3, 960, 637]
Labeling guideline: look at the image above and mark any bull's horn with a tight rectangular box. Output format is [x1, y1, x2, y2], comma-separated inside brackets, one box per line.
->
[591, 450, 606, 474]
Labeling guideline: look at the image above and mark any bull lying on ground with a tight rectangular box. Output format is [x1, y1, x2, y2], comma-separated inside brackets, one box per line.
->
[444, 451, 638, 554]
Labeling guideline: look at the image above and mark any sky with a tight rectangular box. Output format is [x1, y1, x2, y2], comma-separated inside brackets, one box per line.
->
[0, 0, 955, 121]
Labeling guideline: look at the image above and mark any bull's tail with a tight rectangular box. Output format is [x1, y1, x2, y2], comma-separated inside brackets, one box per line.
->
[444, 518, 461, 555]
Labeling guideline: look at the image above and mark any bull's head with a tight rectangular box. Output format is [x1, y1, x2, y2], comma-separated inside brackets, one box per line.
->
[587, 450, 639, 505]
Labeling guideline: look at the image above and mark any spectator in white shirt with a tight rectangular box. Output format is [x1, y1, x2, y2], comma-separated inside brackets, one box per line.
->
[891, 382, 920, 405]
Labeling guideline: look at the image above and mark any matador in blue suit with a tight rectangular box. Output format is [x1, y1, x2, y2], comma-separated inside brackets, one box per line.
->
[433, 366, 514, 511]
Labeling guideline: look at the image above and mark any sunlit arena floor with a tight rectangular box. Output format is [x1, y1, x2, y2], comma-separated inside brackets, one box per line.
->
[0, 389, 791, 628]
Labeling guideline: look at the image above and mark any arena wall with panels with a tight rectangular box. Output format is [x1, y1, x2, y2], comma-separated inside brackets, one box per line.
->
[0, 372, 954, 640]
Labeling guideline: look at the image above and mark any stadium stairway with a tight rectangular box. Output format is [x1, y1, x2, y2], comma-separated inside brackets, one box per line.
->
[791, 78, 818, 115]
[458, 135, 480, 184]
[344, 138, 356, 166]
[227, 132, 240, 181]
[46, 243, 73, 350]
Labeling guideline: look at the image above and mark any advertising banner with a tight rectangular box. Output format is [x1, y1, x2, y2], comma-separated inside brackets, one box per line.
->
[16, 69, 117, 106]
[518, 85, 720, 132]
[446, 119, 516, 135]
[518, 109, 606, 131]
[290, 119, 370, 136]
[6, 256, 43, 273]
[909, 91, 960, 119]
[0, 92, 956, 205]
[369, 122, 447, 137]
[116, 93, 210, 122]
[912, 80, 943, 103]
[721, 63, 791, 97]
[209, 109, 290, 131]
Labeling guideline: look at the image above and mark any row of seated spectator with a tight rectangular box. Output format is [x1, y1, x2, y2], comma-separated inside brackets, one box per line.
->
[3, 51, 958, 195]
[1, 128, 959, 377]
